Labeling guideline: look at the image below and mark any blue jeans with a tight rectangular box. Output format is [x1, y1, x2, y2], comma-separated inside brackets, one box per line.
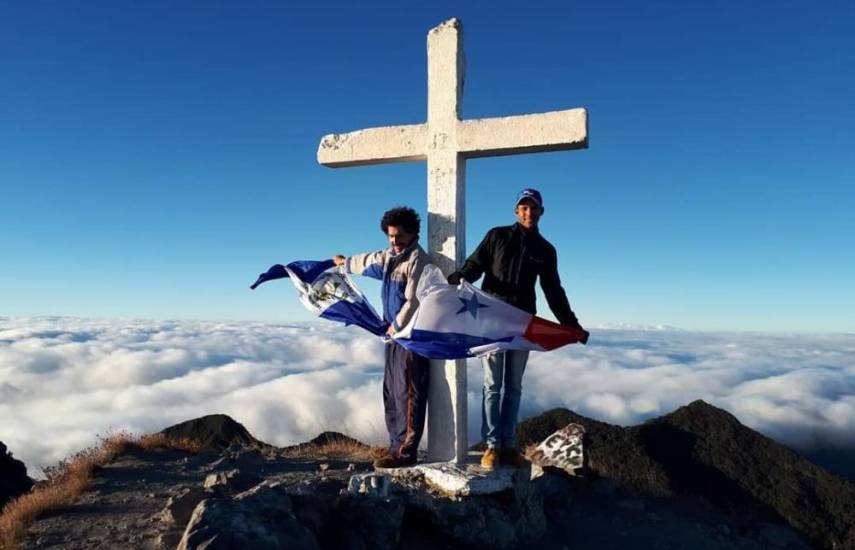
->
[481, 349, 530, 449]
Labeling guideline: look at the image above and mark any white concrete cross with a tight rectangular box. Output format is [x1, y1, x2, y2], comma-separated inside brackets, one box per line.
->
[317, 18, 588, 464]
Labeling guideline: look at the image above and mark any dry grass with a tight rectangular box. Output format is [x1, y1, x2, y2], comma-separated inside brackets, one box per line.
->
[282, 435, 376, 462]
[0, 432, 201, 550]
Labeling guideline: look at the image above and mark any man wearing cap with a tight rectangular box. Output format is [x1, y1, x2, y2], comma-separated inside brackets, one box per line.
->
[448, 188, 588, 470]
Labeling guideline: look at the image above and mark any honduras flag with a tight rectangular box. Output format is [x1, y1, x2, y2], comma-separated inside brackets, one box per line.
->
[250, 260, 388, 337]
[393, 265, 589, 359]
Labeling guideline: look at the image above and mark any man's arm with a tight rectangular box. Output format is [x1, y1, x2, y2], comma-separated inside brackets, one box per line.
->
[334, 250, 387, 280]
[540, 248, 582, 328]
[447, 229, 493, 284]
[393, 250, 430, 331]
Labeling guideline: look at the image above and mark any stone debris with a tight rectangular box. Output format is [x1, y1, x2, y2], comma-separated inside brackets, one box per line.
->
[160, 488, 210, 526]
[346, 473, 390, 498]
[202, 468, 260, 496]
[177, 495, 318, 550]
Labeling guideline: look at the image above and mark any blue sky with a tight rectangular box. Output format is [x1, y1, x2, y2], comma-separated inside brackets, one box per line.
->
[1, 1, 853, 331]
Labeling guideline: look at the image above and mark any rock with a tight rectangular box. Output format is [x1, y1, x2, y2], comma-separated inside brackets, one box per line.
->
[527, 423, 585, 475]
[616, 498, 645, 511]
[233, 481, 293, 518]
[232, 448, 264, 471]
[205, 457, 233, 472]
[185, 451, 219, 470]
[285, 478, 347, 536]
[328, 495, 405, 550]
[161, 488, 210, 526]
[203, 469, 260, 496]
[757, 523, 805, 548]
[399, 469, 546, 548]
[177, 495, 318, 550]
[155, 531, 184, 549]
[160, 414, 267, 452]
[346, 473, 390, 498]
[530, 466, 576, 513]
[0, 440, 34, 507]
[412, 462, 519, 497]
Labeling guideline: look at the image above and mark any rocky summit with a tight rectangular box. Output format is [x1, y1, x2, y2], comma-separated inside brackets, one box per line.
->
[0, 441, 33, 508]
[159, 414, 268, 452]
[7, 403, 855, 549]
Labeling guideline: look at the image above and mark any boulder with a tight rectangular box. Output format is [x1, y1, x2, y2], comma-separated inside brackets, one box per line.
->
[232, 448, 264, 471]
[0, 441, 33, 507]
[177, 486, 318, 550]
[401, 482, 545, 549]
[160, 414, 268, 452]
[328, 495, 405, 550]
[203, 469, 261, 496]
[161, 488, 210, 527]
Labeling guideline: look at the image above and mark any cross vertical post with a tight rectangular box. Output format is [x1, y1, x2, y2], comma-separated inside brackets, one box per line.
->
[425, 20, 467, 463]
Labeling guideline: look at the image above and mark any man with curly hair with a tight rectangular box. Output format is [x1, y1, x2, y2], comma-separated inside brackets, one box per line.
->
[333, 206, 432, 468]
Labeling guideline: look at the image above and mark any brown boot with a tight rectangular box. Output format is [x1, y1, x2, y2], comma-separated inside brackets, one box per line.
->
[370, 446, 391, 460]
[480, 448, 499, 470]
[500, 447, 528, 468]
[373, 453, 417, 469]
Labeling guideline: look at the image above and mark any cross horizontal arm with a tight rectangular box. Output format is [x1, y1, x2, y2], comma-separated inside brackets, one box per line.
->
[457, 108, 588, 159]
[317, 123, 428, 167]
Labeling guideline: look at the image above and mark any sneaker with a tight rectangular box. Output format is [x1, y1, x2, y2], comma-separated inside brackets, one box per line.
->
[373, 454, 417, 469]
[500, 447, 528, 468]
[480, 448, 499, 470]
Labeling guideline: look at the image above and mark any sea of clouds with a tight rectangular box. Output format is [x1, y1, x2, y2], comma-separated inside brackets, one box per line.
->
[1, 316, 854, 476]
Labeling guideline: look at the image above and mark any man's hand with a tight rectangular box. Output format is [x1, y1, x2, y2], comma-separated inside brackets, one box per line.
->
[564, 321, 590, 345]
[386, 325, 396, 337]
[333, 255, 346, 266]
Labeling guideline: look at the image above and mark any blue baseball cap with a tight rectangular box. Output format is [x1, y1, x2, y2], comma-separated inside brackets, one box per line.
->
[515, 188, 543, 207]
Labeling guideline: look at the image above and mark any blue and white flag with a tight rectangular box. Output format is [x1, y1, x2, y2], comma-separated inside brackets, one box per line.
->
[252, 261, 587, 358]
[250, 260, 388, 337]
[393, 265, 589, 358]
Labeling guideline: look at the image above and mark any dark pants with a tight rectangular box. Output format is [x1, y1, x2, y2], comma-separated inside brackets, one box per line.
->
[384, 341, 430, 459]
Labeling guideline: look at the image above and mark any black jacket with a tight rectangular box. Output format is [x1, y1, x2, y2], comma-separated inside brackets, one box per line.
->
[448, 223, 581, 327]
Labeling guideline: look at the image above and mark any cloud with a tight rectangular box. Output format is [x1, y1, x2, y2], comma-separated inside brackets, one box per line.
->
[1, 317, 853, 476]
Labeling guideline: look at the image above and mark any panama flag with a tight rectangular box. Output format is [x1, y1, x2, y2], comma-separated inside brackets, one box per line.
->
[250, 260, 388, 337]
[252, 261, 587, 358]
[393, 265, 589, 358]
